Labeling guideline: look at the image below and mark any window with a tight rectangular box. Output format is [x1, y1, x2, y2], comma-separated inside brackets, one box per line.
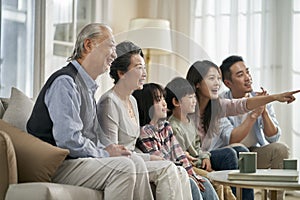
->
[0, 0, 35, 97]
[193, 0, 299, 159]
[45, 0, 97, 81]
[45, 0, 112, 97]
[1, 0, 106, 97]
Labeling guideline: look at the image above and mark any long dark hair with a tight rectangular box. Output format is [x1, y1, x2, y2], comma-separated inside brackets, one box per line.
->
[186, 60, 221, 137]
[132, 83, 165, 126]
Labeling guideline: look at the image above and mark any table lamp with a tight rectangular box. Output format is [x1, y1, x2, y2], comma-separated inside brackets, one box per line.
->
[127, 18, 172, 80]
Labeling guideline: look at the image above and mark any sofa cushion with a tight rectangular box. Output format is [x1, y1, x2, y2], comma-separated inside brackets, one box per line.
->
[5, 183, 103, 200]
[0, 120, 69, 183]
[0, 97, 10, 110]
[2, 87, 34, 131]
[0, 100, 4, 118]
[0, 131, 18, 200]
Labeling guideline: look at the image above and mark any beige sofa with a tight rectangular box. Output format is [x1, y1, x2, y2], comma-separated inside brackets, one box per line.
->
[0, 88, 103, 200]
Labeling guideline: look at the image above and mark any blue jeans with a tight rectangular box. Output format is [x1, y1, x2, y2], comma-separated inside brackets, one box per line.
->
[210, 146, 254, 200]
[210, 146, 238, 170]
[200, 177, 219, 200]
[189, 177, 219, 200]
[189, 178, 203, 200]
[232, 145, 250, 157]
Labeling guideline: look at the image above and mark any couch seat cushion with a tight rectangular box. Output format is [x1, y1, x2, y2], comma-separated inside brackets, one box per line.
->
[5, 182, 103, 200]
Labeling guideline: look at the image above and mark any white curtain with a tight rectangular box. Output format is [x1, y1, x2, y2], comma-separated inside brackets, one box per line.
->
[191, 0, 299, 158]
[145, 0, 203, 86]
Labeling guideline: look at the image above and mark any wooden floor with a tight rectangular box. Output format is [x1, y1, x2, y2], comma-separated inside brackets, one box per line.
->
[254, 190, 300, 199]
[254, 195, 300, 200]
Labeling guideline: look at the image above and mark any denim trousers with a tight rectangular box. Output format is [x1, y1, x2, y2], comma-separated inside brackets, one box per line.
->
[200, 177, 219, 200]
[210, 145, 254, 200]
[189, 178, 203, 200]
[189, 176, 219, 200]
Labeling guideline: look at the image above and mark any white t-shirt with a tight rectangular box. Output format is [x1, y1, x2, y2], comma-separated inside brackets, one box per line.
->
[239, 113, 257, 147]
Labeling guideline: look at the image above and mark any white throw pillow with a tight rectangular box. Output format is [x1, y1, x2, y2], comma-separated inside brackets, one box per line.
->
[2, 87, 34, 131]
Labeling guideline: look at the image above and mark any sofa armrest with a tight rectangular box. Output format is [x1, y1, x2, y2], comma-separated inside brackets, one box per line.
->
[0, 131, 17, 200]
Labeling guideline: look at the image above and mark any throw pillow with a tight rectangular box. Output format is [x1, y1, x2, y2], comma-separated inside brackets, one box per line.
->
[2, 87, 34, 131]
[0, 130, 17, 199]
[0, 120, 69, 183]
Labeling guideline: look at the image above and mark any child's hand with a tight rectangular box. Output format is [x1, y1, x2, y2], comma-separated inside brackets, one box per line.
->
[185, 151, 198, 162]
[201, 158, 213, 172]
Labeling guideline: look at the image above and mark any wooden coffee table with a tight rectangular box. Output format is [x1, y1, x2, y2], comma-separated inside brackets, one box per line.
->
[207, 169, 300, 200]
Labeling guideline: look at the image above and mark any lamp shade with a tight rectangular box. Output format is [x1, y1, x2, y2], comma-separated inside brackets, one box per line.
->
[127, 18, 172, 55]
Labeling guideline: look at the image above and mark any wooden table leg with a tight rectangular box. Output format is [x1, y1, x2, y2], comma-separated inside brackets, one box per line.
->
[270, 190, 277, 200]
[261, 189, 268, 200]
[236, 187, 242, 200]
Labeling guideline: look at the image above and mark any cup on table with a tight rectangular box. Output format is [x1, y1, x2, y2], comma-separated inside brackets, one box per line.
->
[239, 152, 257, 173]
[283, 159, 298, 170]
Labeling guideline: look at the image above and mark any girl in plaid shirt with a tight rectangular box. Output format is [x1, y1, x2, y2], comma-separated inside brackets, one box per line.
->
[133, 83, 218, 200]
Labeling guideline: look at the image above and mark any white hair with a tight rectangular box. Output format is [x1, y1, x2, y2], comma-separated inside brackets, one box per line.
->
[67, 23, 112, 62]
